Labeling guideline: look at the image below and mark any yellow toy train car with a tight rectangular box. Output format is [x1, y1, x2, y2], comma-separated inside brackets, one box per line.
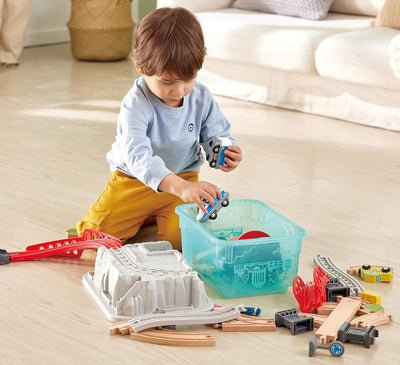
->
[359, 265, 393, 283]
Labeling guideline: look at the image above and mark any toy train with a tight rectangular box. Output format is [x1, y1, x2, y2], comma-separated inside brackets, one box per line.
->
[347, 265, 393, 283]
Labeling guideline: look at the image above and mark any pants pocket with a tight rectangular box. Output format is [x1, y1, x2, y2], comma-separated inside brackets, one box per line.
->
[82, 202, 112, 231]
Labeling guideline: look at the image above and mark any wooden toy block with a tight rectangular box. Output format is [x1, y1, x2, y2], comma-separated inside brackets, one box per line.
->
[315, 297, 361, 344]
[66, 228, 79, 239]
[360, 291, 381, 305]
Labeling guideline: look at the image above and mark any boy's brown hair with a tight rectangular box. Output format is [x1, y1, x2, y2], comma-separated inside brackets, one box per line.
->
[132, 7, 206, 81]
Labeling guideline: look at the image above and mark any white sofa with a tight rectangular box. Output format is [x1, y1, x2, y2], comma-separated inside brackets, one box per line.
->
[157, 0, 400, 132]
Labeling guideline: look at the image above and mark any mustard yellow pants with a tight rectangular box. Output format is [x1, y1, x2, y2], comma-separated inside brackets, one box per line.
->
[76, 170, 198, 250]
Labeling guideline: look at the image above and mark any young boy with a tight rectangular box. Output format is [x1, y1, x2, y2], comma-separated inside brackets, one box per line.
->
[76, 7, 242, 250]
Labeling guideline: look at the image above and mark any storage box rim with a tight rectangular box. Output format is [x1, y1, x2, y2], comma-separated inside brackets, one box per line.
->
[175, 199, 307, 244]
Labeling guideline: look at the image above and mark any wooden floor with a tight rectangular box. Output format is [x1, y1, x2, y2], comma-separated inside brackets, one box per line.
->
[0, 43, 399, 364]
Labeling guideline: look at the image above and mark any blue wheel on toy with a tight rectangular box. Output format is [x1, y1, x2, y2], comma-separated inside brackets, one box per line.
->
[329, 341, 345, 357]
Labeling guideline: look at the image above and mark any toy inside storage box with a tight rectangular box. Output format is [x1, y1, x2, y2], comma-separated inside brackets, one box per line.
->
[175, 200, 306, 298]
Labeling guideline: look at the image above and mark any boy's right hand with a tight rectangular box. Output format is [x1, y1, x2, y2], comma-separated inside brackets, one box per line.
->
[158, 174, 221, 213]
[180, 180, 222, 214]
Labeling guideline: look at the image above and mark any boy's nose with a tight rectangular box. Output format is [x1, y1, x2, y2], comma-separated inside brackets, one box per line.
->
[172, 85, 184, 97]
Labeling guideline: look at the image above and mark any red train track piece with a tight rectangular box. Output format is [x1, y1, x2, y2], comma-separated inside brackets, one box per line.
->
[0, 229, 121, 264]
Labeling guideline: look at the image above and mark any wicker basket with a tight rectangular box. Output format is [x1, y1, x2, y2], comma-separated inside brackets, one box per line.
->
[67, 0, 135, 61]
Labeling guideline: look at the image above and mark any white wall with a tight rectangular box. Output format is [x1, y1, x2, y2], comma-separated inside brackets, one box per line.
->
[25, 0, 139, 47]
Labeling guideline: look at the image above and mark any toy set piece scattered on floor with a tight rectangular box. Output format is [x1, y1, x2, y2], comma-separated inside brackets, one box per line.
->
[110, 322, 216, 347]
[361, 291, 381, 305]
[196, 186, 230, 222]
[350, 312, 393, 328]
[337, 322, 379, 348]
[212, 314, 276, 332]
[128, 305, 240, 332]
[309, 335, 345, 357]
[206, 137, 232, 169]
[326, 278, 350, 302]
[274, 308, 314, 335]
[359, 265, 393, 283]
[109, 307, 275, 346]
[299, 295, 393, 329]
[292, 265, 330, 313]
[314, 297, 361, 345]
[82, 241, 214, 322]
[302, 292, 392, 357]
[239, 305, 262, 316]
[0, 229, 121, 265]
[314, 254, 364, 296]
[347, 265, 394, 283]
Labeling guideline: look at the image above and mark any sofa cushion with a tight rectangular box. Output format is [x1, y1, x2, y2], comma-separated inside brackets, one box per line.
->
[157, 0, 234, 13]
[315, 28, 400, 90]
[232, 0, 333, 20]
[389, 34, 400, 79]
[330, 0, 385, 16]
[197, 9, 373, 74]
[372, 0, 400, 30]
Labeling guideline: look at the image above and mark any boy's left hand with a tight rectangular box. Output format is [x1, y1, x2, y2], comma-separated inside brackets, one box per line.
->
[219, 145, 242, 172]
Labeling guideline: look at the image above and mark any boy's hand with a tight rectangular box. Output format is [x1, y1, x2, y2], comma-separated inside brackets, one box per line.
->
[219, 145, 242, 172]
[180, 181, 222, 213]
[158, 175, 221, 213]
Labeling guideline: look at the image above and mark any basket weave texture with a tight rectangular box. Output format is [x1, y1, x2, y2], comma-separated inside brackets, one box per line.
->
[67, 0, 135, 61]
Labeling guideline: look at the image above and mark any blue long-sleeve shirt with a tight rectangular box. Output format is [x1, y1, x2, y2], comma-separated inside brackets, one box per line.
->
[106, 76, 235, 191]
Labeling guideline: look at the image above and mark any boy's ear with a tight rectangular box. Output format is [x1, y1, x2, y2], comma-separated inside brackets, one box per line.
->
[135, 62, 143, 75]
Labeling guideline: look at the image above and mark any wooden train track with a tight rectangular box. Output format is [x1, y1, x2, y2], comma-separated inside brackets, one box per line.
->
[211, 314, 276, 332]
[315, 297, 361, 344]
[350, 312, 393, 328]
[128, 305, 240, 332]
[314, 254, 365, 296]
[130, 328, 216, 347]
[110, 320, 215, 346]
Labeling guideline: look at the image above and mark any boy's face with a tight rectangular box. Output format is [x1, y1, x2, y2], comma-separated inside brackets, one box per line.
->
[143, 70, 197, 108]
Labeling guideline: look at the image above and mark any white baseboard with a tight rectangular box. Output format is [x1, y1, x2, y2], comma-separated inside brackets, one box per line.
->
[24, 27, 70, 47]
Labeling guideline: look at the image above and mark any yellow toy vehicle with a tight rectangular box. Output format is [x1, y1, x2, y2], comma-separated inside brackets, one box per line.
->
[359, 265, 393, 283]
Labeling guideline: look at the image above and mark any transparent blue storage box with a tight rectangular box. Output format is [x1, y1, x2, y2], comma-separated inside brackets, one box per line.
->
[175, 199, 306, 298]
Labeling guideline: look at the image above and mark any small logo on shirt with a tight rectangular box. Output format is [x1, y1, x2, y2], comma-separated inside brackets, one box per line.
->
[188, 123, 194, 132]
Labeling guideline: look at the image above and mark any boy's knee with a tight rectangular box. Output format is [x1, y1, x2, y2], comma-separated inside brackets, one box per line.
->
[157, 218, 182, 251]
